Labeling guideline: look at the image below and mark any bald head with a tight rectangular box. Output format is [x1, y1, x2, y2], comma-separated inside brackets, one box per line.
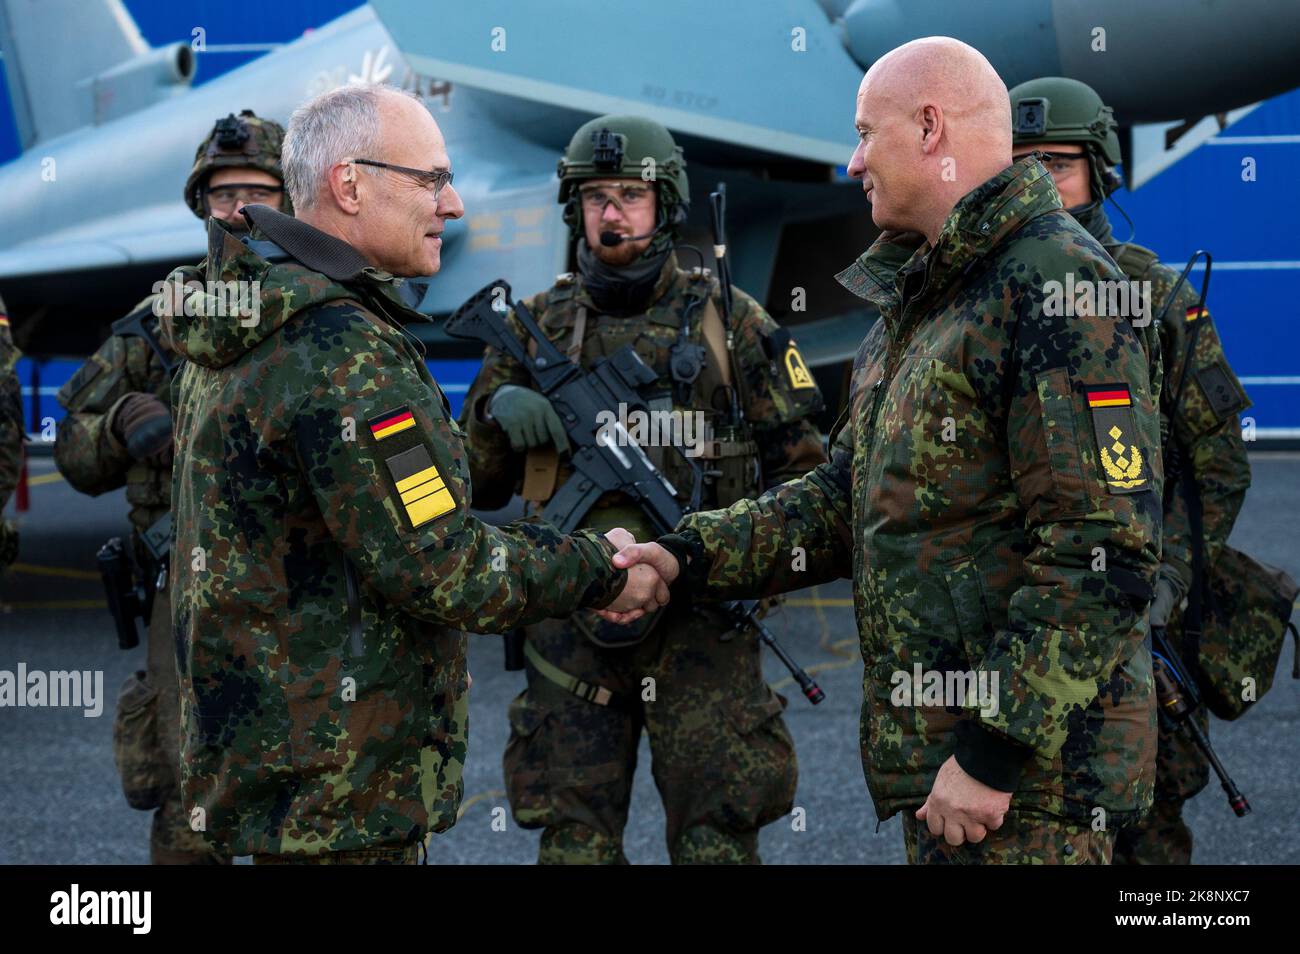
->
[847, 37, 1013, 243]
[865, 37, 1010, 144]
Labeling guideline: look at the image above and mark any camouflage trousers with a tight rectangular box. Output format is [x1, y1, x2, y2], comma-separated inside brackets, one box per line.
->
[1115, 625, 1210, 866]
[113, 581, 229, 865]
[901, 810, 1115, 864]
[504, 605, 798, 864]
[1114, 799, 1194, 865]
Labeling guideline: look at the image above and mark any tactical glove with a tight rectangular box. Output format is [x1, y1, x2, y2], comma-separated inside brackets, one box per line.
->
[487, 385, 570, 454]
[1150, 573, 1180, 629]
[111, 392, 172, 463]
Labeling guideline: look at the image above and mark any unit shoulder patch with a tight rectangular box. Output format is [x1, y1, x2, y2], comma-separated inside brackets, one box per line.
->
[1194, 360, 1249, 421]
[1085, 383, 1152, 494]
[784, 343, 815, 390]
[57, 354, 111, 410]
[760, 327, 817, 394]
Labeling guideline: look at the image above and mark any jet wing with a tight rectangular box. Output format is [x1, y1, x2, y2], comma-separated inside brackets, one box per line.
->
[368, 0, 864, 165]
[0, 203, 205, 279]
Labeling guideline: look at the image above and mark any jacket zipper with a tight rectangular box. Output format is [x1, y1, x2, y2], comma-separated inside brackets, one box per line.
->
[343, 558, 363, 656]
[858, 319, 896, 659]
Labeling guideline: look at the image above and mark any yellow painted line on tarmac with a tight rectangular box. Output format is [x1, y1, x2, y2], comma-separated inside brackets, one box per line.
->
[769, 651, 862, 693]
[773, 586, 856, 660]
[26, 471, 65, 486]
[10, 562, 99, 580]
[455, 788, 506, 821]
[7, 599, 106, 610]
[425, 788, 508, 852]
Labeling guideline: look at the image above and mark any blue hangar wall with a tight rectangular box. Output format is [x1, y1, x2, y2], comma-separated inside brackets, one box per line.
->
[2, 0, 1297, 435]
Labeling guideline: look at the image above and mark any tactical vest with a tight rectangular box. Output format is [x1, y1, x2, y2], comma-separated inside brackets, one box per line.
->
[521, 268, 761, 536]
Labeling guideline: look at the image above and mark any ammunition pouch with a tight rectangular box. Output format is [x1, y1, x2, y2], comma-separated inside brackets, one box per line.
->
[697, 428, 760, 509]
[112, 670, 170, 810]
[1180, 545, 1300, 721]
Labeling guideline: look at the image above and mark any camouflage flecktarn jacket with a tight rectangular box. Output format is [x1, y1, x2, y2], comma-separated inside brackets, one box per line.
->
[675, 158, 1162, 825]
[168, 208, 627, 855]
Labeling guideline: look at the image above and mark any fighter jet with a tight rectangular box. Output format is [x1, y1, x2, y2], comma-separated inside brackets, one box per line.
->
[1, 0, 1298, 387]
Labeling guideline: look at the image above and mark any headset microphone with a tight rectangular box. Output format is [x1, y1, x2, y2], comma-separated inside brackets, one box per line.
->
[599, 226, 658, 247]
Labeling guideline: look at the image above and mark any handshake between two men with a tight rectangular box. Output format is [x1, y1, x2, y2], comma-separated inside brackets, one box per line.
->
[597, 528, 684, 624]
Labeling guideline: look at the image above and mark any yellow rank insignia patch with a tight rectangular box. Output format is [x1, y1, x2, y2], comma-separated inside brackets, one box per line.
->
[1086, 384, 1151, 494]
[383, 443, 456, 529]
[784, 344, 815, 390]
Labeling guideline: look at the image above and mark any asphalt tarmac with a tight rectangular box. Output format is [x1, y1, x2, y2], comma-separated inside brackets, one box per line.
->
[2, 453, 1297, 864]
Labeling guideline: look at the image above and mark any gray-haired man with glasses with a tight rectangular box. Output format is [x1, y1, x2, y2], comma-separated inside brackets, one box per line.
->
[164, 84, 670, 864]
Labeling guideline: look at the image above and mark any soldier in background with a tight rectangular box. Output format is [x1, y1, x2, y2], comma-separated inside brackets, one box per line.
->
[54, 111, 290, 864]
[461, 116, 826, 864]
[0, 294, 22, 588]
[1011, 77, 1253, 865]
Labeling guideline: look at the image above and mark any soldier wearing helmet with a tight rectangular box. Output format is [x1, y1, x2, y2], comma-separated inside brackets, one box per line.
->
[53, 110, 288, 865]
[1011, 77, 1252, 865]
[461, 115, 827, 864]
[184, 109, 291, 221]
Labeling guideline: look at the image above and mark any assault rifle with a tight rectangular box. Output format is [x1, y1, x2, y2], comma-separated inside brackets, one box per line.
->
[447, 280, 825, 704]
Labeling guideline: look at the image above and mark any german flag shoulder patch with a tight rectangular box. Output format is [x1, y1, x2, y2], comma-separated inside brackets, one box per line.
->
[368, 405, 417, 441]
[1085, 383, 1152, 494]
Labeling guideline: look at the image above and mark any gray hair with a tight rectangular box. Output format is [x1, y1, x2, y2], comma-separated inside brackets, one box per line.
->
[282, 83, 417, 210]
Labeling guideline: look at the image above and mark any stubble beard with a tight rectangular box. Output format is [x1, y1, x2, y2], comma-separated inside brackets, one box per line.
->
[592, 236, 652, 267]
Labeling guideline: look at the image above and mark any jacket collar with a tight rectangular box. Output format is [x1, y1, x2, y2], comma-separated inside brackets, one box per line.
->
[834, 156, 1062, 313]
[238, 203, 426, 321]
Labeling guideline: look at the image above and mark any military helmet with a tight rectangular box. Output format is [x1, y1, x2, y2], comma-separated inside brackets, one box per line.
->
[1009, 76, 1122, 167]
[556, 115, 689, 229]
[183, 110, 289, 218]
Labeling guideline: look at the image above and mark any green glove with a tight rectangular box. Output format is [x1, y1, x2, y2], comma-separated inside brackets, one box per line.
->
[1150, 574, 1180, 629]
[487, 385, 570, 454]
